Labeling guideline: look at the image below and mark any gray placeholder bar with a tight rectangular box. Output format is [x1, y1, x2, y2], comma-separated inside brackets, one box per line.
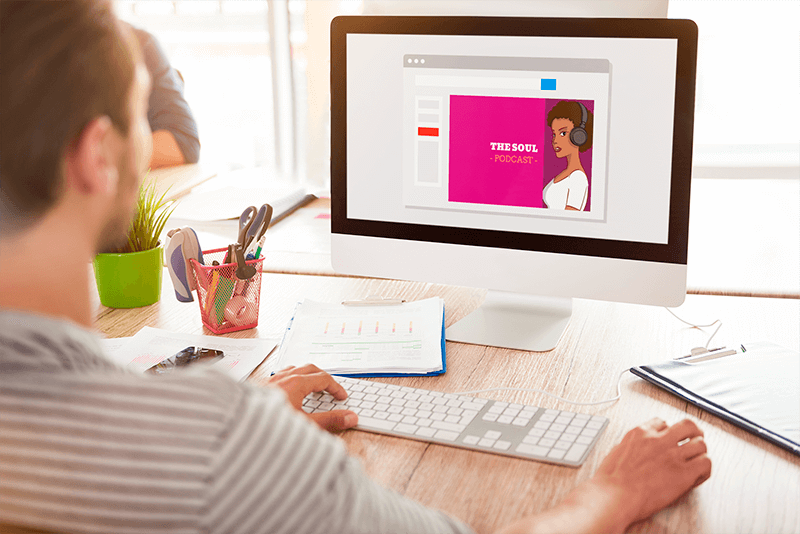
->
[403, 55, 609, 73]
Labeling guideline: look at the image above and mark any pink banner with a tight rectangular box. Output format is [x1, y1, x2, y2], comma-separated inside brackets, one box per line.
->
[449, 95, 546, 208]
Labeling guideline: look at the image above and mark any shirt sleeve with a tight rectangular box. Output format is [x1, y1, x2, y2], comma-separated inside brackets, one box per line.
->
[131, 25, 200, 163]
[565, 171, 589, 210]
[203, 383, 476, 534]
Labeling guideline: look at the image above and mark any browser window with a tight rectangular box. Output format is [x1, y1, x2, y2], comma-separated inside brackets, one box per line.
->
[403, 55, 609, 220]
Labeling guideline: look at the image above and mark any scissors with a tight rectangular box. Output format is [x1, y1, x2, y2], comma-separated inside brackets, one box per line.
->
[239, 203, 272, 253]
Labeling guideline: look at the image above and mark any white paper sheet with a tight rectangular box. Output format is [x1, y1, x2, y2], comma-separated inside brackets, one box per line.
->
[100, 327, 278, 382]
[274, 297, 445, 375]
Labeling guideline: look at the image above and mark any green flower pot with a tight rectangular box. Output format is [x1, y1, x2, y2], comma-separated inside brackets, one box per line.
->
[93, 246, 163, 308]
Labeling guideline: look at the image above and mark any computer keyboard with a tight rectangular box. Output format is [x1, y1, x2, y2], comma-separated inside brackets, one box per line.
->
[303, 376, 609, 467]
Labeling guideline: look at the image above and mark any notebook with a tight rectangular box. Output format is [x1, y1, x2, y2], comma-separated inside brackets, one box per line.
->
[631, 342, 800, 456]
[273, 297, 446, 377]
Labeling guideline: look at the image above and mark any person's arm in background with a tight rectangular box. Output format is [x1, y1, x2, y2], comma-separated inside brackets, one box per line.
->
[129, 24, 200, 169]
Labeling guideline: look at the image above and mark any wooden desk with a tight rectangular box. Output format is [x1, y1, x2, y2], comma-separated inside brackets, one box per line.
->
[95, 271, 800, 534]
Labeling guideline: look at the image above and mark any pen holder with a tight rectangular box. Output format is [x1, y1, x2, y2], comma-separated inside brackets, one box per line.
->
[189, 248, 265, 334]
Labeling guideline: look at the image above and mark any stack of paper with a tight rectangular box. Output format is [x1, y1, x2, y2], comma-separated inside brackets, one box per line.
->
[100, 327, 278, 382]
[273, 297, 446, 376]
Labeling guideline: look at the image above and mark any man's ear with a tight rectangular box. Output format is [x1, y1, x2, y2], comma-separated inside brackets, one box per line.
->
[64, 115, 120, 195]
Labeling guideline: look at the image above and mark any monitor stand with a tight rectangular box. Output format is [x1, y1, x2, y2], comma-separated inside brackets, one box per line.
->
[445, 291, 572, 352]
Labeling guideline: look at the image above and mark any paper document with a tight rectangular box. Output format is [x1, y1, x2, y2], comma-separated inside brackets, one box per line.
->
[274, 297, 445, 375]
[100, 327, 278, 382]
[170, 183, 312, 222]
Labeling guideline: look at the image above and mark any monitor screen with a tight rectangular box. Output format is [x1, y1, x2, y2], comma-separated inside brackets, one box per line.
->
[330, 17, 697, 350]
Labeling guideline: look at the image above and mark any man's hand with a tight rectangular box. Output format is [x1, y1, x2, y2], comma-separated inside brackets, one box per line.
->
[590, 417, 712, 525]
[499, 418, 712, 534]
[267, 364, 359, 433]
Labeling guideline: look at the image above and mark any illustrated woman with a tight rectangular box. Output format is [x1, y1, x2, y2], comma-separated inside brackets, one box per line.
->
[543, 100, 593, 211]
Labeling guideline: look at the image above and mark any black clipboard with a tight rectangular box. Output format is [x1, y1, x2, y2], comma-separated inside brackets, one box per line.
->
[630, 342, 800, 457]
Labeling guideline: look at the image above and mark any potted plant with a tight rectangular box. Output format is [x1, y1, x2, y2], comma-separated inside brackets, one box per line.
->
[93, 178, 176, 308]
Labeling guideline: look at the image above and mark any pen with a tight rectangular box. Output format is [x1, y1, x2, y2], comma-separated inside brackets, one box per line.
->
[254, 235, 266, 259]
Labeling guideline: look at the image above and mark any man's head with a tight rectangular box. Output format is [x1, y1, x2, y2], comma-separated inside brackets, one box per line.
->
[0, 0, 152, 251]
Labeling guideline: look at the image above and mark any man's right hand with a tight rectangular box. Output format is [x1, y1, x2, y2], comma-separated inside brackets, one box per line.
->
[590, 417, 712, 526]
[499, 417, 712, 534]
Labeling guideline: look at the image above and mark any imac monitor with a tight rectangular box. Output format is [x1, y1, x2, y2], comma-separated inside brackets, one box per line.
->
[331, 16, 698, 351]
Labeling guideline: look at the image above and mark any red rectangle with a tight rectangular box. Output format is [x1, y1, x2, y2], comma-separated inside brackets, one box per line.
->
[418, 127, 439, 137]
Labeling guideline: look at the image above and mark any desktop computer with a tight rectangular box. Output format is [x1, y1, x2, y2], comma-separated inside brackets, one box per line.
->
[330, 16, 698, 351]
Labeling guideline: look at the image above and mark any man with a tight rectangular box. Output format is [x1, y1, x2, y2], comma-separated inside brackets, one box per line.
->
[126, 23, 201, 169]
[0, 2, 711, 533]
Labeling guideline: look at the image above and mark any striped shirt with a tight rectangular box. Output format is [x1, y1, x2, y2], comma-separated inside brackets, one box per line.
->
[0, 310, 475, 534]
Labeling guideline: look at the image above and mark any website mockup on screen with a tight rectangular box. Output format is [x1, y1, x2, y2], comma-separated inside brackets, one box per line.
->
[346, 33, 678, 245]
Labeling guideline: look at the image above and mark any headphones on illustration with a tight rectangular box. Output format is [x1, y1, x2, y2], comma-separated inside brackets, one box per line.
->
[569, 102, 589, 147]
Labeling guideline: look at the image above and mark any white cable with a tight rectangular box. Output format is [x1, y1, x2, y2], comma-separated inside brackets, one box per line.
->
[664, 307, 723, 349]
[453, 368, 630, 407]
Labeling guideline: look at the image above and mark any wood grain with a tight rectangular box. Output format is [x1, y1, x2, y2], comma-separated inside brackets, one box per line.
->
[94, 271, 800, 534]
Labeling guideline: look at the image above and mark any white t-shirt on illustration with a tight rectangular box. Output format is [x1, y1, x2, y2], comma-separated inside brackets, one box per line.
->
[543, 170, 589, 211]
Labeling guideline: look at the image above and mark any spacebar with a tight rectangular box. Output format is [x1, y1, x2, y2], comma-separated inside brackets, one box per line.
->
[356, 417, 397, 432]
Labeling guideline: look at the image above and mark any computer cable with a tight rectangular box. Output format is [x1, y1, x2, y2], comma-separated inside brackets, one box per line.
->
[664, 307, 723, 349]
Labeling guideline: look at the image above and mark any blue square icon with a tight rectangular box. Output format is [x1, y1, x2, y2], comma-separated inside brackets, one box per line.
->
[541, 79, 557, 91]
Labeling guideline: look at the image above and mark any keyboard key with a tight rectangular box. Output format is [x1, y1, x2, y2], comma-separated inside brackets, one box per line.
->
[565, 443, 588, 462]
[484, 430, 502, 440]
[320, 394, 334, 403]
[462, 402, 485, 411]
[463, 435, 480, 445]
[527, 428, 545, 438]
[533, 421, 550, 430]
[522, 435, 541, 445]
[544, 430, 561, 440]
[539, 413, 556, 422]
[564, 425, 582, 435]
[317, 402, 334, 411]
[487, 404, 504, 414]
[520, 409, 538, 419]
[387, 414, 403, 422]
[497, 415, 514, 425]
[434, 430, 460, 442]
[350, 391, 365, 400]
[460, 415, 476, 426]
[560, 432, 577, 443]
[494, 440, 512, 451]
[417, 410, 433, 419]
[444, 415, 461, 424]
[503, 408, 520, 417]
[516, 443, 549, 457]
[302, 405, 314, 413]
[555, 415, 573, 425]
[417, 418, 432, 427]
[544, 409, 560, 416]
[357, 416, 397, 431]
[575, 435, 593, 445]
[512, 417, 530, 427]
[405, 400, 421, 409]
[581, 428, 599, 438]
[390, 398, 406, 406]
[387, 406, 403, 414]
[478, 438, 496, 448]
[549, 423, 567, 432]
[446, 399, 463, 408]
[431, 421, 466, 433]
[547, 449, 566, 460]
[305, 399, 321, 408]
[402, 416, 418, 425]
[554, 441, 571, 450]
[360, 409, 376, 417]
[416, 427, 437, 438]
[430, 412, 446, 421]
[401, 408, 417, 416]
[395, 423, 418, 434]
[538, 438, 556, 448]
[374, 403, 390, 412]
[509, 403, 524, 410]
[586, 420, 604, 430]
[433, 405, 449, 413]
[482, 413, 499, 422]
[447, 407, 463, 416]
[573, 413, 590, 421]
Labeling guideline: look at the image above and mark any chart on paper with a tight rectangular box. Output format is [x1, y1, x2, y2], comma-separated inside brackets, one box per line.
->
[275, 297, 445, 374]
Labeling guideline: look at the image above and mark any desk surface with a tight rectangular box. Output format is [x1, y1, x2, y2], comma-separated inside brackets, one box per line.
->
[95, 271, 800, 534]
